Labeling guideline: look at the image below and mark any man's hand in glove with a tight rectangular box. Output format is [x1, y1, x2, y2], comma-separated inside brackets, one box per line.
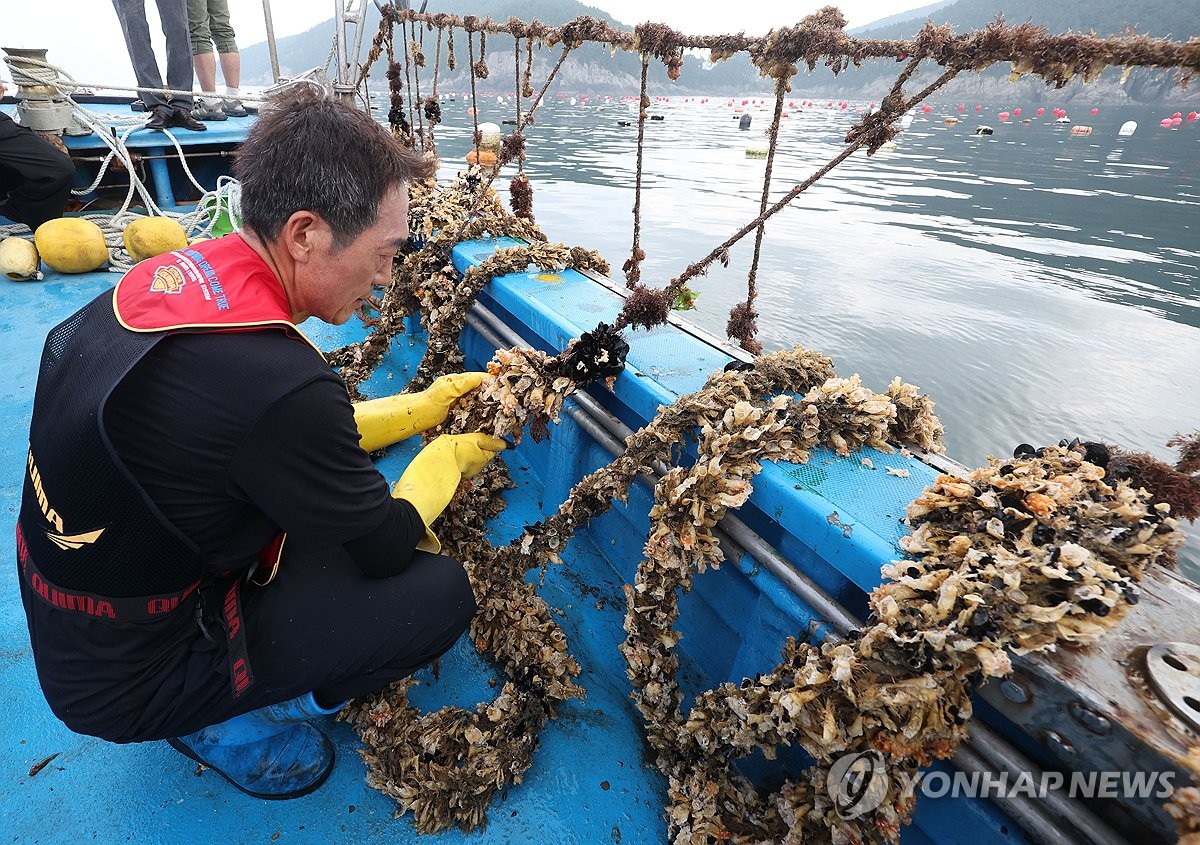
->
[392, 433, 507, 553]
[354, 372, 489, 452]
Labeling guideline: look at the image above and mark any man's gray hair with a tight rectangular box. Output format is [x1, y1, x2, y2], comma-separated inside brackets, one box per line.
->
[234, 87, 436, 248]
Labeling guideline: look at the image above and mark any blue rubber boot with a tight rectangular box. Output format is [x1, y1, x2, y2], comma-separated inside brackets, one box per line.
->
[166, 692, 344, 799]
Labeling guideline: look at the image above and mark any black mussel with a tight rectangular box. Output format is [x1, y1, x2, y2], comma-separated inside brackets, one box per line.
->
[1081, 441, 1109, 467]
[1033, 524, 1056, 546]
[966, 608, 991, 634]
[1079, 598, 1110, 617]
[1013, 443, 1036, 458]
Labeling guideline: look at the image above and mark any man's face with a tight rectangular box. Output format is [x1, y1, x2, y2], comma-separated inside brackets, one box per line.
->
[298, 185, 410, 325]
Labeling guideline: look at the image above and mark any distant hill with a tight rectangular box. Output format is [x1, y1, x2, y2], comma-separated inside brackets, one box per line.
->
[240, 0, 1199, 102]
[838, 0, 1199, 103]
[240, 0, 768, 95]
[848, 1, 956, 35]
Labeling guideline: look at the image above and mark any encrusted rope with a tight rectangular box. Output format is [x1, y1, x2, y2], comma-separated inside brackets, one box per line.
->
[410, 20, 426, 147]
[513, 35, 523, 174]
[622, 53, 650, 287]
[727, 75, 788, 356]
[467, 30, 481, 161]
[334, 12, 1200, 841]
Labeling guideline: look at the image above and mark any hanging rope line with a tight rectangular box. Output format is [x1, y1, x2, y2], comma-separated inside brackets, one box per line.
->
[512, 35, 522, 172]
[622, 53, 650, 286]
[401, 14, 418, 145]
[467, 29, 481, 161]
[727, 75, 788, 356]
[408, 20, 425, 146]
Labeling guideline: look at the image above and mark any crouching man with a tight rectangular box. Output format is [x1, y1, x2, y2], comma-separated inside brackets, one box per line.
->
[17, 86, 503, 799]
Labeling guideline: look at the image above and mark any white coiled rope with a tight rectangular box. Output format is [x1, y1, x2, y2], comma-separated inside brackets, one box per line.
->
[0, 53, 326, 271]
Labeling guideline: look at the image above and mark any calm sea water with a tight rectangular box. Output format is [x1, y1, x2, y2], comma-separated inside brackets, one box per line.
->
[381, 92, 1200, 576]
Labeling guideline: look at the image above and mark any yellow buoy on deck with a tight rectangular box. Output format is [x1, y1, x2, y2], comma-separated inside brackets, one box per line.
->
[0, 237, 42, 281]
[124, 217, 188, 263]
[34, 218, 108, 274]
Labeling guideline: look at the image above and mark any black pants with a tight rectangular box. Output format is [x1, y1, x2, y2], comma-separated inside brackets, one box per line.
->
[0, 112, 76, 230]
[162, 542, 477, 738]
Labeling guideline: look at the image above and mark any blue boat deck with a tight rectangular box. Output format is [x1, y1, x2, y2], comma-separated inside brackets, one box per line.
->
[0, 224, 1023, 842]
[3, 98, 1165, 844]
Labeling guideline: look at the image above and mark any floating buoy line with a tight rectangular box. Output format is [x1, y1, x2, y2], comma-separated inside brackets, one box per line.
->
[326, 8, 1200, 841]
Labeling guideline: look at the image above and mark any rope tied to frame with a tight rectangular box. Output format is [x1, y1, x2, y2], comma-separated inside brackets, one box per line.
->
[621, 53, 650, 286]
[726, 75, 789, 356]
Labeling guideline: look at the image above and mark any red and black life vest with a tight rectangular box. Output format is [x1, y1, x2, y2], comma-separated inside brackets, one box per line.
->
[16, 234, 317, 698]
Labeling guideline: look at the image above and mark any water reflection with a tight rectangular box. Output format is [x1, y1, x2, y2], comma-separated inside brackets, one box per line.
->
[377, 93, 1200, 575]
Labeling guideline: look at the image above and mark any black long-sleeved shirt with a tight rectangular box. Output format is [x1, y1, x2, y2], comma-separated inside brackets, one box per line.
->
[103, 329, 425, 578]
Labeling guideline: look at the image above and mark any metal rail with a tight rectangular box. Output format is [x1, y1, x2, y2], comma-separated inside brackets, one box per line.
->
[464, 300, 1128, 845]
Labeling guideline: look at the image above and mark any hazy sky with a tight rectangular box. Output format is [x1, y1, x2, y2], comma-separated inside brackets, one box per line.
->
[2, 1, 935, 89]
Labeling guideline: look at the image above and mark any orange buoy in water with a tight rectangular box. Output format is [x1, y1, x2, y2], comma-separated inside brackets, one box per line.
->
[1036, 107, 1045, 116]
[1172, 112, 1182, 119]
[975, 105, 983, 112]
[921, 104, 932, 112]
[1013, 108, 1022, 116]
[998, 111, 1010, 120]
[466, 148, 498, 166]
[1160, 118, 1173, 127]
[958, 104, 965, 111]
[1172, 116, 1183, 125]
[467, 107, 476, 116]
[1090, 108, 1099, 115]
[1188, 111, 1199, 121]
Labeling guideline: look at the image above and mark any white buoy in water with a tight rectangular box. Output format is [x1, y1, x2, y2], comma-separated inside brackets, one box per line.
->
[1118, 120, 1137, 137]
[476, 122, 502, 151]
[570, 97, 577, 106]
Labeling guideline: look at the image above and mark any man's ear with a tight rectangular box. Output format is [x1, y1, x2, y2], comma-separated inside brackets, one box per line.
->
[280, 210, 325, 264]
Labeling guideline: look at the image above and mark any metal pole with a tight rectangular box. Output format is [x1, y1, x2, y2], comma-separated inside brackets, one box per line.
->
[261, 0, 281, 82]
[348, 0, 371, 88]
[333, 0, 350, 103]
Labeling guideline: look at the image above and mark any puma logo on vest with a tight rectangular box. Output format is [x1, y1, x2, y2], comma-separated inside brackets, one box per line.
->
[27, 448, 106, 550]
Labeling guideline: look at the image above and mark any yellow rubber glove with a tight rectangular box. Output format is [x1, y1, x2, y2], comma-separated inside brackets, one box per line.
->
[392, 433, 508, 553]
[354, 372, 488, 453]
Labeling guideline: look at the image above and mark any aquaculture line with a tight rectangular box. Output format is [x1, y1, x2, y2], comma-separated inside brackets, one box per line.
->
[327, 8, 1200, 843]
